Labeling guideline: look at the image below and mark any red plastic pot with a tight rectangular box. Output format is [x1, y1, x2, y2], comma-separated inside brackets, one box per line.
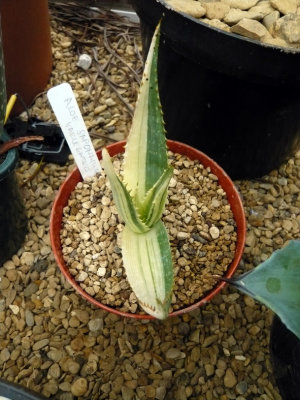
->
[50, 140, 246, 319]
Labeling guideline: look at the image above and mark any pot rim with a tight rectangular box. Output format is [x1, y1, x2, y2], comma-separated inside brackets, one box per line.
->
[50, 140, 246, 319]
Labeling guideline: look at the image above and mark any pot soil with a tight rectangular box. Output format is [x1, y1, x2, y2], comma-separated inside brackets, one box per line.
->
[51, 140, 246, 319]
[0, 133, 27, 265]
[131, 0, 300, 179]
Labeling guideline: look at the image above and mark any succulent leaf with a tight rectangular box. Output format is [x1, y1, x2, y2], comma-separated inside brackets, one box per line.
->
[123, 22, 168, 205]
[138, 165, 173, 226]
[122, 220, 173, 319]
[102, 148, 150, 233]
[228, 240, 300, 339]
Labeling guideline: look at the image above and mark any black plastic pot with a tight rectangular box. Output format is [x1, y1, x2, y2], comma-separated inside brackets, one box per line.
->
[0, 131, 27, 265]
[0, 378, 47, 400]
[131, 0, 300, 179]
[270, 315, 300, 400]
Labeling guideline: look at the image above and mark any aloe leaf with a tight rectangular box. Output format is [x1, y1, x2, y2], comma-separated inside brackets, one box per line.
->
[228, 240, 300, 339]
[122, 220, 173, 319]
[101, 23, 174, 319]
[123, 22, 168, 205]
[102, 148, 150, 234]
[139, 165, 173, 226]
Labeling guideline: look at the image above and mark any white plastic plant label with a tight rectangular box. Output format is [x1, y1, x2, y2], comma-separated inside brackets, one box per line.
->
[47, 82, 102, 179]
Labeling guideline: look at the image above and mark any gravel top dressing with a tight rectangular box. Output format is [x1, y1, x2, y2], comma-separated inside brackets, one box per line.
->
[0, 2, 299, 399]
[61, 152, 237, 314]
[165, 0, 300, 51]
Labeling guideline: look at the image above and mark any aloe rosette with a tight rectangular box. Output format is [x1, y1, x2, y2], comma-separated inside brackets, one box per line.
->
[102, 24, 174, 319]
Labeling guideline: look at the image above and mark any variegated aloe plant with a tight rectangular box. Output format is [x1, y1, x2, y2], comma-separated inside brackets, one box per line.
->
[101, 23, 174, 319]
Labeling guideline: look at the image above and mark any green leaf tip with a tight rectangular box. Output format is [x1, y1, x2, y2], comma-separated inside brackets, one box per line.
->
[123, 22, 168, 204]
[230, 240, 300, 339]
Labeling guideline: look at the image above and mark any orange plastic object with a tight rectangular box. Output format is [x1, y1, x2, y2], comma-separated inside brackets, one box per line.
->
[0, 0, 52, 115]
[50, 140, 246, 319]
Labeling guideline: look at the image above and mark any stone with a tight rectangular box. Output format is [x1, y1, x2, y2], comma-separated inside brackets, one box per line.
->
[178, 322, 190, 336]
[73, 309, 90, 323]
[156, 386, 167, 400]
[6, 269, 17, 281]
[121, 387, 135, 400]
[9, 305, 19, 315]
[248, 325, 261, 335]
[76, 271, 88, 282]
[236, 380, 248, 394]
[202, 17, 231, 31]
[70, 336, 85, 351]
[177, 231, 189, 240]
[97, 267, 106, 277]
[77, 54, 92, 70]
[71, 377, 88, 397]
[20, 252, 35, 266]
[249, 1, 276, 16]
[165, 348, 186, 360]
[205, 2, 230, 19]
[145, 386, 156, 398]
[224, 9, 251, 25]
[272, 14, 300, 44]
[0, 277, 10, 290]
[205, 363, 215, 376]
[47, 349, 64, 362]
[209, 226, 220, 239]
[24, 282, 39, 297]
[32, 339, 49, 351]
[231, 18, 269, 40]
[202, 334, 219, 347]
[165, 0, 206, 17]
[224, 368, 237, 388]
[88, 318, 103, 332]
[270, 0, 298, 14]
[0, 348, 10, 363]
[48, 363, 61, 379]
[221, 0, 259, 10]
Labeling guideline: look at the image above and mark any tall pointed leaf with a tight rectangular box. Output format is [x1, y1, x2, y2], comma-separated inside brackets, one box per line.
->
[123, 22, 168, 206]
[227, 240, 300, 339]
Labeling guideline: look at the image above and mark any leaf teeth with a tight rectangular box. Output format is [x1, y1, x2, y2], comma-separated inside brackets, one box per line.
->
[138, 299, 169, 320]
[138, 300, 156, 312]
